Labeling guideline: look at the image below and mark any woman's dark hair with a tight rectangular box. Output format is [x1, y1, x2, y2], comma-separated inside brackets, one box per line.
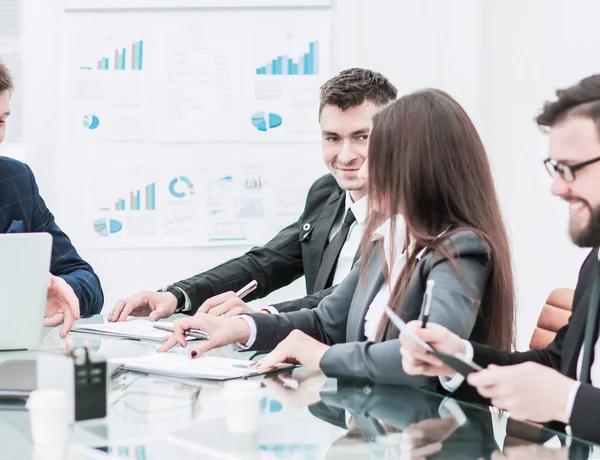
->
[361, 89, 515, 350]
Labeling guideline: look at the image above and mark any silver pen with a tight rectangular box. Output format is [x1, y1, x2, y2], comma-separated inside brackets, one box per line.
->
[235, 280, 258, 300]
[421, 279, 435, 328]
[153, 322, 210, 340]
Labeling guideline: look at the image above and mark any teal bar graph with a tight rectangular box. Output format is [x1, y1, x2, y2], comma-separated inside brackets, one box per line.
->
[93, 40, 143, 71]
[118, 48, 126, 70]
[256, 40, 319, 76]
[130, 190, 140, 210]
[133, 40, 143, 70]
[98, 58, 109, 70]
[145, 183, 156, 210]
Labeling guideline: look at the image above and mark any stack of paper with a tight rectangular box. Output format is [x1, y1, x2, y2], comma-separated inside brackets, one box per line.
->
[70, 320, 196, 342]
[112, 353, 293, 381]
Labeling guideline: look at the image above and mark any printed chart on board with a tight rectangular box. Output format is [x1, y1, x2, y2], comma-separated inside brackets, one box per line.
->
[82, 152, 326, 248]
[67, 28, 152, 141]
[243, 20, 331, 143]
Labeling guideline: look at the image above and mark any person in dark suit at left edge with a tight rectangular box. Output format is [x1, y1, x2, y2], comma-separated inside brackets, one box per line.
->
[0, 61, 103, 337]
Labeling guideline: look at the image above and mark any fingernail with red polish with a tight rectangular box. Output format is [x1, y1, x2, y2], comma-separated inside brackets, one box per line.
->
[191, 351, 197, 358]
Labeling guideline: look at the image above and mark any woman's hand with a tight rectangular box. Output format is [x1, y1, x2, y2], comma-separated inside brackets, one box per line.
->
[255, 330, 330, 372]
[157, 313, 251, 357]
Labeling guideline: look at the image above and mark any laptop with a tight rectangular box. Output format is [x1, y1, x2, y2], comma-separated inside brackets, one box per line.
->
[0, 233, 52, 351]
[0, 359, 37, 401]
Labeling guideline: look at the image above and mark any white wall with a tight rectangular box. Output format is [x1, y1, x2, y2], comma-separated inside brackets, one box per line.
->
[17, 0, 597, 349]
[481, 0, 596, 347]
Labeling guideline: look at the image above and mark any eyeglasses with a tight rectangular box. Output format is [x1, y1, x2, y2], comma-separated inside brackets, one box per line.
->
[543, 155, 600, 182]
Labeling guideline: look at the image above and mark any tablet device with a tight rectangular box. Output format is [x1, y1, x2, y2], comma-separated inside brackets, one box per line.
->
[385, 307, 484, 376]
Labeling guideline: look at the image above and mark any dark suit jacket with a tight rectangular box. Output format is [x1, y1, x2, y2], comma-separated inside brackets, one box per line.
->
[0, 157, 103, 317]
[453, 248, 599, 444]
[174, 174, 345, 314]
[249, 231, 491, 385]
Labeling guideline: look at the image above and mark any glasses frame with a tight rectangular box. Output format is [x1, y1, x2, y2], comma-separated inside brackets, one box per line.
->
[544, 155, 600, 182]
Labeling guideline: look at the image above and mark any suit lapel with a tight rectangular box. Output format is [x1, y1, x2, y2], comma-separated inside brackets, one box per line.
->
[347, 250, 385, 341]
[562, 250, 599, 378]
[308, 190, 344, 281]
[562, 301, 587, 378]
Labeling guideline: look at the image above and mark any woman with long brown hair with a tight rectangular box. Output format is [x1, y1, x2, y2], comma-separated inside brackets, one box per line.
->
[159, 89, 514, 386]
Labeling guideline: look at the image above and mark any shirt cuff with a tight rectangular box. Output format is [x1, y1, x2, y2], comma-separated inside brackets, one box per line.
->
[439, 340, 474, 392]
[439, 397, 468, 427]
[173, 286, 192, 312]
[566, 381, 581, 422]
[260, 305, 279, 315]
[233, 314, 257, 350]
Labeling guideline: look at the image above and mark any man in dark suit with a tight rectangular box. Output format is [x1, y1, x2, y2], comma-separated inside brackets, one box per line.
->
[110, 68, 397, 322]
[399, 74, 600, 444]
[0, 63, 103, 337]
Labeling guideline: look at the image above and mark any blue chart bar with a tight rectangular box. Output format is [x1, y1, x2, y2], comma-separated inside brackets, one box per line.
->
[135, 40, 144, 70]
[119, 48, 126, 70]
[256, 40, 319, 76]
[311, 41, 319, 74]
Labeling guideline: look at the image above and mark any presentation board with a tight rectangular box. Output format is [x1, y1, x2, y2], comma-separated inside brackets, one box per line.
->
[61, 5, 332, 248]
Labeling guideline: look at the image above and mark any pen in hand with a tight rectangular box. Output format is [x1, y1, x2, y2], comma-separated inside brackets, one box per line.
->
[235, 280, 258, 300]
[421, 279, 435, 328]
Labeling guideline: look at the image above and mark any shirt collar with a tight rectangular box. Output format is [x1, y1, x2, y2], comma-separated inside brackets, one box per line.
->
[345, 192, 368, 225]
[371, 216, 406, 246]
[372, 218, 451, 260]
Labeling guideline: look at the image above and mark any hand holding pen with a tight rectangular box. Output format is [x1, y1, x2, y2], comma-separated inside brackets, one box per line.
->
[195, 280, 259, 317]
[154, 280, 259, 340]
[157, 280, 259, 355]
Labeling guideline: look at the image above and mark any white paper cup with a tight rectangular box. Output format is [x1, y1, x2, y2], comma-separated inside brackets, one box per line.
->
[26, 390, 70, 447]
[222, 380, 261, 433]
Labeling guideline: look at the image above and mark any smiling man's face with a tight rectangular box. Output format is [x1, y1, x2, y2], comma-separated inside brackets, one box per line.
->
[320, 101, 378, 201]
[548, 116, 600, 247]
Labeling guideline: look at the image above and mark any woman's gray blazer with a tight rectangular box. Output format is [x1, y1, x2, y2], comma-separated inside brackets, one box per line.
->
[248, 230, 491, 386]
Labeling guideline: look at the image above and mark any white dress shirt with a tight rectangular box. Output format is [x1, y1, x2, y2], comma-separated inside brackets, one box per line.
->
[239, 216, 407, 348]
[363, 217, 407, 340]
[329, 192, 368, 286]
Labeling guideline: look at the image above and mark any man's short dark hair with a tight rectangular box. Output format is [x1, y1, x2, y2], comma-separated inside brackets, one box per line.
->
[319, 68, 397, 116]
[0, 61, 13, 94]
[536, 74, 600, 131]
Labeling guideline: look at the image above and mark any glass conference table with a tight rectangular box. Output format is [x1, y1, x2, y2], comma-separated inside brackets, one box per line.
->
[0, 315, 597, 460]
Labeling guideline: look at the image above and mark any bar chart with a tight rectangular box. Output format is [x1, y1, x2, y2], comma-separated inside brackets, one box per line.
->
[256, 40, 319, 76]
[111, 182, 155, 211]
[93, 40, 144, 70]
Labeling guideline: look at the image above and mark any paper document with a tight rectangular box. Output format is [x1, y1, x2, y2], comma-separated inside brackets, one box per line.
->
[112, 353, 293, 381]
[70, 320, 197, 342]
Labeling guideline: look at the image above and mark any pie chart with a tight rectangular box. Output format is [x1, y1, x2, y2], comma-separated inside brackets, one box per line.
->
[251, 112, 282, 132]
[94, 218, 122, 237]
[83, 114, 100, 130]
[169, 176, 194, 198]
